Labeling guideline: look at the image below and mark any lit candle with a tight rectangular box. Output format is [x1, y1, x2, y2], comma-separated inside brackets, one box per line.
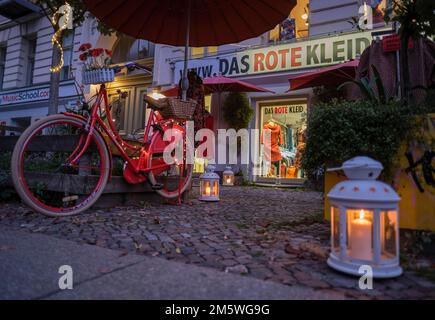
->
[226, 177, 231, 184]
[205, 185, 210, 195]
[350, 209, 372, 260]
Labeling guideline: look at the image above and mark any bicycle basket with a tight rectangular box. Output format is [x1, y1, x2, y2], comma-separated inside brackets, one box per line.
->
[158, 98, 197, 120]
[82, 68, 115, 85]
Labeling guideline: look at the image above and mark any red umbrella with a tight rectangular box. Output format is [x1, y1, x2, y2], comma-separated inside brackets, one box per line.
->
[161, 75, 275, 96]
[287, 59, 359, 91]
[204, 75, 275, 94]
[84, 0, 296, 100]
[84, 0, 295, 47]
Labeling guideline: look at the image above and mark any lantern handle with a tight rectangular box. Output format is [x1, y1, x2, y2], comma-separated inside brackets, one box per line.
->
[327, 164, 369, 172]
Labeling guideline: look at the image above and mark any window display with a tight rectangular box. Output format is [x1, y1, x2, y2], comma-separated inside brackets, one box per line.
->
[259, 101, 307, 180]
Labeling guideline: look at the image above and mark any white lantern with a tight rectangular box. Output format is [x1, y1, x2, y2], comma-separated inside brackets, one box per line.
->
[199, 165, 220, 201]
[222, 166, 235, 186]
[327, 156, 402, 278]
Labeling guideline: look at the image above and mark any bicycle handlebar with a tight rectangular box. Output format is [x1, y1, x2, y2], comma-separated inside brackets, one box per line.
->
[112, 62, 153, 75]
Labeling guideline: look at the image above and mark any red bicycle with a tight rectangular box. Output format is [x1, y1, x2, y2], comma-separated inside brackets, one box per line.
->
[11, 63, 194, 217]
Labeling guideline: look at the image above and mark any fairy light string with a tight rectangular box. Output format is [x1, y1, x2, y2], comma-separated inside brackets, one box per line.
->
[50, 3, 72, 73]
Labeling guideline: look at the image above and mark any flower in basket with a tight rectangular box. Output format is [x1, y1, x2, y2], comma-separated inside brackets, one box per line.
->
[79, 52, 88, 61]
[79, 43, 112, 71]
[79, 43, 92, 51]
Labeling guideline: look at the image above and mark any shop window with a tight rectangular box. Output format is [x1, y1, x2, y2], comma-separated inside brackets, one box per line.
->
[269, 0, 309, 42]
[364, 0, 389, 27]
[60, 31, 74, 81]
[24, 36, 36, 86]
[112, 35, 155, 63]
[259, 101, 307, 180]
[204, 94, 211, 113]
[108, 90, 127, 133]
[0, 44, 6, 89]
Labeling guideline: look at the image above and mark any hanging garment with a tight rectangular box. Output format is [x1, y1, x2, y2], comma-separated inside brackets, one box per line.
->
[286, 127, 293, 151]
[294, 127, 306, 169]
[286, 166, 297, 178]
[261, 122, 283, 162]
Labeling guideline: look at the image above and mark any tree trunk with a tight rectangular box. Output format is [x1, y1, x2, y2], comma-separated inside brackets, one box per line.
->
[399, 32, 411, 105]
[48, 35, 63, 115]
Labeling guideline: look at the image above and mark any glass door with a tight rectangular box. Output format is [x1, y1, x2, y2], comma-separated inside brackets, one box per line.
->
[258, 100, 307, 185]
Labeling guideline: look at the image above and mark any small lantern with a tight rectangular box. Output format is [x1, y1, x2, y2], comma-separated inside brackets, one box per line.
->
[222, 166, 235, 186]
[327, 156, 402, 278]
[199, 165, 220, 201]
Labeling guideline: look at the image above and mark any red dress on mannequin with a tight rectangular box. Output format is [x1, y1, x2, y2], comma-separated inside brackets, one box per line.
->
[261, 122, 283, 162]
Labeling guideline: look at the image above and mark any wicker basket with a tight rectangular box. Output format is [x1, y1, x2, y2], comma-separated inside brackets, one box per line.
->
[82, 68, 115, 85]
[158, 98, 197, 120]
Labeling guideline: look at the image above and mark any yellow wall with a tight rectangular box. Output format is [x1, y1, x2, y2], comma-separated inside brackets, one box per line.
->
[324, 115, 435, 231]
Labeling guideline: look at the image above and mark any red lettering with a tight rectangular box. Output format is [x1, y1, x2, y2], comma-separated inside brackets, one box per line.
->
[278, 49, 289, 68]
[254, 53, 265, 72]
[265, 51, 278, 70]
[291, 47, 302, 67]
[274, 107, 288, 114]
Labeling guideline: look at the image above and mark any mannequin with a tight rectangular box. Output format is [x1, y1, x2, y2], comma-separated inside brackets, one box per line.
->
[261, 118, 283, 178]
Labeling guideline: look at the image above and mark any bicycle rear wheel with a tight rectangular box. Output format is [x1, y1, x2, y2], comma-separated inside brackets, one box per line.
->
[11, 114, 110, 216]
[147, 133, 193, 200]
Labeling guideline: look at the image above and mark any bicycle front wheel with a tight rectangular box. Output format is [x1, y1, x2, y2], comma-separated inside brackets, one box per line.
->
[11, 114, 110, 217]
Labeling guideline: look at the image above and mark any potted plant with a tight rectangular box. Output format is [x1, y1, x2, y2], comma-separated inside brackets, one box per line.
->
[79, 43, 114, 84]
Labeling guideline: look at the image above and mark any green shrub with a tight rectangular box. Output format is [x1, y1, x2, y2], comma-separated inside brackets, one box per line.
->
[223, 92, 253, 130]
[302, 99, 422, 179]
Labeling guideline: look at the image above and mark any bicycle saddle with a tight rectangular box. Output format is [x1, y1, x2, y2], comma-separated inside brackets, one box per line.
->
[143, 95, 167, 110]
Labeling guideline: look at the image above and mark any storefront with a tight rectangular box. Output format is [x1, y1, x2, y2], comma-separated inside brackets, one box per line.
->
[163, 26, 391, 185]
[0, 81, 80, 136]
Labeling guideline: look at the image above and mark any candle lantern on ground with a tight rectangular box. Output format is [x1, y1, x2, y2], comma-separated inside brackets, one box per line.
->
[222, 166, 235, 186]
[199, 165, 220, 201]
[327, 156, 402, 278]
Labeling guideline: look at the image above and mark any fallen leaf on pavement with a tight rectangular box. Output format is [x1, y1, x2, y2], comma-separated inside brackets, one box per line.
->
[98, 267, 112, 274]
[0, 245, 15, 251]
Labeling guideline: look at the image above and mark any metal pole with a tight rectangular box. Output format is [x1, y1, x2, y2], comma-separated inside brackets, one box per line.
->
[394, 21, 401, 100]
[181, 0, 191, 101]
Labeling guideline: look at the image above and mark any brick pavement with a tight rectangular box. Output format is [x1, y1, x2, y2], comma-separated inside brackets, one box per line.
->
[0, 186, 434, 299]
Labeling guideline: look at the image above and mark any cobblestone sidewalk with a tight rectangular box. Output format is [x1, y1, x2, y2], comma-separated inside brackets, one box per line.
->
[0, 186, 434, 299]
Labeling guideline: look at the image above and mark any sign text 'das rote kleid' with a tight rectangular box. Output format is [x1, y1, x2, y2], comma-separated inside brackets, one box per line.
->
[174, 30, 378, 81]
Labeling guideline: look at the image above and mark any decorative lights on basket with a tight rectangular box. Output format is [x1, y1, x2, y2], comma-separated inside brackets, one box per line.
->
[326, 156, 402, 278]
[79, 43, 114, 85]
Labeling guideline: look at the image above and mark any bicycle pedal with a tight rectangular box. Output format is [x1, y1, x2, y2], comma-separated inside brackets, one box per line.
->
[151, 183, 164, 190]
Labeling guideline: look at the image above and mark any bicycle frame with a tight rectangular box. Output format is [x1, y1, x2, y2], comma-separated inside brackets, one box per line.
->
[64, 83, 180, 176]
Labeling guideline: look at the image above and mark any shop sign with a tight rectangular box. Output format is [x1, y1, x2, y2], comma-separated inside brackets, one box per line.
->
[263, 105, 305, 115]
[175, 29, 387, 81]
[0, 87, 50, 106]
